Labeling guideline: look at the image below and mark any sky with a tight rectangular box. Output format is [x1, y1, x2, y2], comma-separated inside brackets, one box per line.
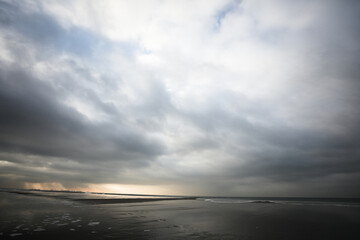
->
[0, 0, 359, 197]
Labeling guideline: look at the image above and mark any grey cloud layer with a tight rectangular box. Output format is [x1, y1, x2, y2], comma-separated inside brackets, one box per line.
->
[0, 0, 359, 197]
[0, 67, 164, 160]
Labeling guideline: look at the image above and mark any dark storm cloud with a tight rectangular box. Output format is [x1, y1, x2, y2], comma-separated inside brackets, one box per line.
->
[0, 0, 166, 168]
[0, 66, 164, 161]
[231, 147, 360, 182]
[170, 80, 360, 196]
[0, 153, 120, 185]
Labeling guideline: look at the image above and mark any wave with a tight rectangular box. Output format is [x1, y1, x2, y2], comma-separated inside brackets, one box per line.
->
[202, 198, 280, 204]
[201, 198, 360, 207]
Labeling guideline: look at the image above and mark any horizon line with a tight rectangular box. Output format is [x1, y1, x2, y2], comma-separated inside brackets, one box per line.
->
[1, 187, 359, 200]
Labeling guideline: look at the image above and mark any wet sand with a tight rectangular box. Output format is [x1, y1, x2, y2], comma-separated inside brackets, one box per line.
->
[0, 191, 359, 239]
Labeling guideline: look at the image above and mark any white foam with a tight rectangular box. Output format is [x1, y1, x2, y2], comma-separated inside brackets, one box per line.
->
[202, 198, 360, 207]
[15, 224, 23, 229]
[203, 198, 279, 204]
[34, 227, 45, 231]
[57, 223, 68, 226]
[10, 233, 23, 237]
[203, 198, 250, 204]
[88, 222, 100, 226]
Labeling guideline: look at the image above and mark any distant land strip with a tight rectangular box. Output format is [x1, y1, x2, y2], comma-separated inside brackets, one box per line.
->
[2, 190, 197, 204]
[72, 197, 197, 204]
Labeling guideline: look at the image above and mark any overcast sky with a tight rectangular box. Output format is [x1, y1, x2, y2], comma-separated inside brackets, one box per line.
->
[0, 0, 359, 197]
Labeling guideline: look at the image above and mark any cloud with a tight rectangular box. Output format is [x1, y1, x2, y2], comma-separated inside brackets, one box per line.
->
[0, 0, 359, 197]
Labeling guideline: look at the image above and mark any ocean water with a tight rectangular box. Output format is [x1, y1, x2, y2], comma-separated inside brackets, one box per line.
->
[200, 196, 360, 207]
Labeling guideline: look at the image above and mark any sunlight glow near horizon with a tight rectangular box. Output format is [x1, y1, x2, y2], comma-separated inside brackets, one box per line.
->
[23, 182, 174, 195]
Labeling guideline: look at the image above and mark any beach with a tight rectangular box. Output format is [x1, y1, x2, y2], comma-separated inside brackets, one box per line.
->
[0, 191, 359, 239]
